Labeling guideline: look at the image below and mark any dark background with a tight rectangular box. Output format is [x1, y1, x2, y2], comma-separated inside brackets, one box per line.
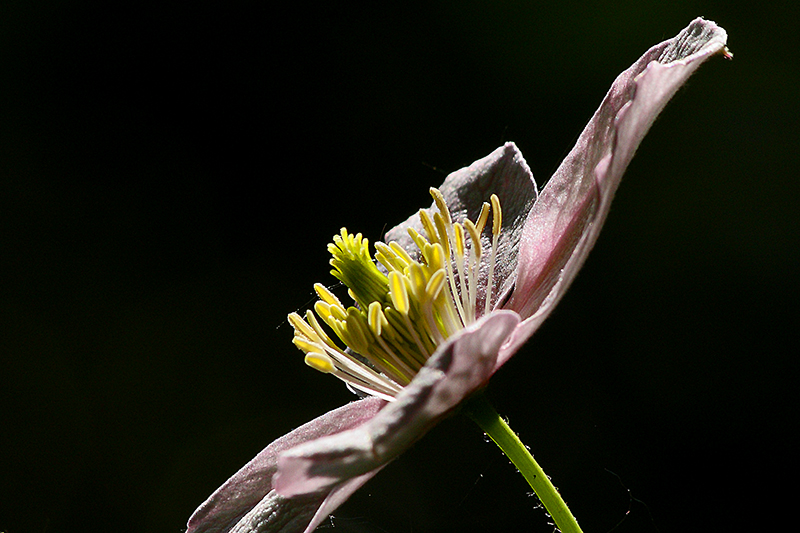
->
[2, 1, 797, 532]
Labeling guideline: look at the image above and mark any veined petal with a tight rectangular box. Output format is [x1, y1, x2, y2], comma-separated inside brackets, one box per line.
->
[187, 397, 384, 533]
[503, 18, 728, 364]
[225, 490, 321, 533]
[225, 470, 384, 533]
[274, 310, 520, 497]
[386, 143, 538, 312]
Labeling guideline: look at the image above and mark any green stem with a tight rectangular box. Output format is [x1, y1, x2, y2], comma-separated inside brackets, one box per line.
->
[463, 392, 583, 533]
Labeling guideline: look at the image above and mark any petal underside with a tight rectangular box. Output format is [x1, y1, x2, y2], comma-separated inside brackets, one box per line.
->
[274, 310, 520, 498]
[187, 397, 384, 533]
[502, 18, 728, 363]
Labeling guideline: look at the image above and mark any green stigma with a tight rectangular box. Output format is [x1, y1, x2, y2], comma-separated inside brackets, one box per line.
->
[288, 188, 503, 401]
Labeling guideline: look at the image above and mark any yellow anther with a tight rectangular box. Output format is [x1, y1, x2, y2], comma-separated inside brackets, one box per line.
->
[344, 308, 370, 352]
[314, 283, 343, 308]
[368, 301, 387, 335]
[304, 352, 335, 373]
[389, 241, 413, 267]
[312, 302, 337, 332]
[418, 209, 438, 244]
[425, 269, 446, 300]
[454, 222, 465, 258]
[486, 194, 503, 317]
[293, 336, 324, 355]
[464, 219, 482, 259]
[330, 302, 348, 322]
[430, 187, 451, 224]
[407, 262, 427, 300]
[374, 241, 391, 256]
[490, 194, 502, 236]
[433, 212, 450, 256]
[424, 242, 445, 271]
[313, 299, 330, 317]
[407, 227, 429, 253]
[375, 242, 405, 272]
[305, 310, 338, 348]
[374, 251, 393, 273]
[388, 270, 409, 315]
[288, 312, 317, 340]
[475, 202, 491, 234]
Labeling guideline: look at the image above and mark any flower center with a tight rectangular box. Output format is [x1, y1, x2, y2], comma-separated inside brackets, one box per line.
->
[288, 188, 503, 401]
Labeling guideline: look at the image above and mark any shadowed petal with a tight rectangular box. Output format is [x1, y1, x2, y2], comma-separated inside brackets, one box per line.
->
[225, 490, 322, 533]
[187, 397, 384, 533]
[300, 468, 385, 533]
[224, 469, 383, 533]
[274, 310, 520, 497]
[386, 143, 538, 310]
[501, 18, 728, 364]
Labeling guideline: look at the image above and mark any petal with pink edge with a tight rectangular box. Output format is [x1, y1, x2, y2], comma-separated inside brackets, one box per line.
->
[274, 310, 520, 498]
[187, 397, 384, 533]
[501, 18, 728, 364]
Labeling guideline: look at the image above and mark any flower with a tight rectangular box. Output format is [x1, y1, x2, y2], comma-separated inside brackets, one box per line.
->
[188, 18, 729, 533]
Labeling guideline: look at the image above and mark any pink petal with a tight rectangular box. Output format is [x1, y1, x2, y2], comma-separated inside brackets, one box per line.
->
[274, 310, 520, 498]
[224, 490, 324, 533]
[187, 396, 384, 533]
[501, 18, 728, 364]
[223, 470, 383, 533]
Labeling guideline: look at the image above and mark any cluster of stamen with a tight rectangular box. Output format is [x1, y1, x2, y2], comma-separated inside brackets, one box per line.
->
[288, 188, 502, 401]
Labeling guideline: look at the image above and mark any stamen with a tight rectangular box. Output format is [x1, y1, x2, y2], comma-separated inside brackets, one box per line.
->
[304, 310, 339, 350]
[389, 242, 413, 267]
[367, 301, 386, 336]
[430, 187, 451, 225]
[464, 220, 482, 260]
[388, 271, 409, 315]
[407, 262, 428, 301]
[314, 283, 343, 308]
[388, 270, 432, 359]
[424, 242, 445, 272]
[288, 311, 318, 341]
[452, 223, 471, 324]
[407, 227, 430, 254]
[464, 219, 482, 319]
[433, 212, 450, 255]
[433, 210, 466, 323]
[344, 307, 370, 353]
[374, 242, 405, 272]
[418, 209, 438, 244]
[425, 269, 446, 301]
[289, 311, 405, 396]
[453, 222, 465, 258]
[485, 194, 502, 316]
[288, 189, 506, 402]
[475, 202, 491, 234]
[491, 194, 502, 235]
[304, 352, 335, 373]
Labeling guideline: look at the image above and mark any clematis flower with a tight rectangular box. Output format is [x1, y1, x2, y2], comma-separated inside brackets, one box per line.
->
[188, 18, 729, 533]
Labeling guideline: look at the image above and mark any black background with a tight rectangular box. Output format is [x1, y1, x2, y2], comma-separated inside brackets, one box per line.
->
[2, 1, 797, 532]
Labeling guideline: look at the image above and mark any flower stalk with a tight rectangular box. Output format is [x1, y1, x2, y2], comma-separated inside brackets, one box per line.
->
[464, 392, 583, 533]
